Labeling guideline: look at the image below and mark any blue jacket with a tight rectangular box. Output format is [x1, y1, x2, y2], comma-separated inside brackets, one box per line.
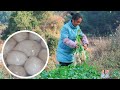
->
[56, 20, 84, 63]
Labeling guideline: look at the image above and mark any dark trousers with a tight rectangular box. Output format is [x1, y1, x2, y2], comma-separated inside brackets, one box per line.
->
[59, 62, 73, 66]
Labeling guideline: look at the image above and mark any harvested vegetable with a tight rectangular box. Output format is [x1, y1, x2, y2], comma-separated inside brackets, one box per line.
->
[73, 29, 88, 65]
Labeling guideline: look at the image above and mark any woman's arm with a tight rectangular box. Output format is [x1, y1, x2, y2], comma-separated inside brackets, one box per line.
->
[82, 34, 89, 50]
[78, 28, 89, 45]
[82, 34, 89, 46]
[60, 26, 77, 48]
[63, 38, 77, 48]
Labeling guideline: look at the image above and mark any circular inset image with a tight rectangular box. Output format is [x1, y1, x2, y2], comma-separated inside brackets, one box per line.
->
[2, 30, 49, 79]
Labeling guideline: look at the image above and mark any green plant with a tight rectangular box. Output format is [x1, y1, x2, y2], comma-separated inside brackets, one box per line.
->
[0, 69, 13, 79]
[38, 62, 100, 79]
[0, 70, 4, 79]
[73, 29, 89, 62]
[110, 70, 120, 79]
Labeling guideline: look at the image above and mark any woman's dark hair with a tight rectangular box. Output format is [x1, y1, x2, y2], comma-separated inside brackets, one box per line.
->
[70, 12, 82, 20]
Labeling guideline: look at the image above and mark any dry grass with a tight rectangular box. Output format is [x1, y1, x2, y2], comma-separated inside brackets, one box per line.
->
[88, 37, 111, 61]
[88, 27, 120, 73]
[87, 37, 111, 71]
[0, 40, 3, 53]
[44, 54, 58, 71]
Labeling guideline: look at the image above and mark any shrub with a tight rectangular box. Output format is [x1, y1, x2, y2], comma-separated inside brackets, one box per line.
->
[45, 33, 58, 56]
[1, 11, 38, 40]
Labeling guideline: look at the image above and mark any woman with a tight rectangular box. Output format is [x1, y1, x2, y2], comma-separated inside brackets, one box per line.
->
[56, 13, 89, 66]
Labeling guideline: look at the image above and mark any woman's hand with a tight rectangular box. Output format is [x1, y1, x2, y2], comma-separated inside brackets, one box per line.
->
[75, 41, 79, 48]
[83, 44, 88, 50]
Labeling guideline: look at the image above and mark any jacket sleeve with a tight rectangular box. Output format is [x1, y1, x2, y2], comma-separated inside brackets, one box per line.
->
[82, 34, 89, 45]
[78, 29, 89, 45]
[63, 38, 77, 48]
[61, 26, 77, 48]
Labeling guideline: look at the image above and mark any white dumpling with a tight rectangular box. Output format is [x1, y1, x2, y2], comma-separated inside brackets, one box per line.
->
[29, 33, 41, 43]
[14, 40, 41, 57]
[41, 40, 47, 48]
[6, 51, 27, 66]
[3, 58, 8, 66]
[8, 65, 27, 77]
[38, 49, 48, 63]
[3, 53, 7, 60]
[3, 38, 17, 56]
[13, 32, 28, 42]
[24, 56, 44, 76]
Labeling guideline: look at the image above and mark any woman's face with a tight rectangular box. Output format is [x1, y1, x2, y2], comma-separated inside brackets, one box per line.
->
[72, 18, 82, 27]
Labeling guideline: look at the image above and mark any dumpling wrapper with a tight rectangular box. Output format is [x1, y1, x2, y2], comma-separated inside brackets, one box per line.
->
[38, 49, 48, 63]
[14, 40, 41, 57]
[3, 38, 17, 57]
[29, 33, 41, 43]
[13, 32, 29, 42]
[6, 51, 28, 66]
[24, 56, 44, 75]
[8, 65, 27, 77]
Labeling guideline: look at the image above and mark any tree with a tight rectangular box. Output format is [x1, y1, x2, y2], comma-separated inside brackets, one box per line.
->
[0, 11, 12, 24]
[1, 11, 38, 40]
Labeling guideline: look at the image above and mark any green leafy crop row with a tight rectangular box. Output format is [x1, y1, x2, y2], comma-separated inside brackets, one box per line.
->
[38, 62, 101, 79]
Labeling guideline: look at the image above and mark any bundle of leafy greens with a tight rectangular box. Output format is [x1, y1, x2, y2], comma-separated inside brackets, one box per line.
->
[73, 29, 89, 62]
